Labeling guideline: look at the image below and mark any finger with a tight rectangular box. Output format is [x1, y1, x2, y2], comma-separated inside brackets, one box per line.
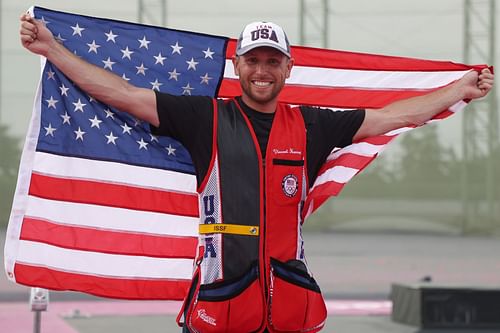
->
[20, 13, 36, 24]
[20, 26, 37, 40]
[20, 34, 35, 44]
[479, 70, 494, 78]
[478, 82, 492, 90]
[478, 78, 494, 86]
[20, 19, 38, 33]
[20, 20, 36, 32]
[478, 74, 494, 82]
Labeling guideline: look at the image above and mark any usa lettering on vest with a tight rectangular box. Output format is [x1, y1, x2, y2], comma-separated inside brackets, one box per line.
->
[203, 195, 217, 258]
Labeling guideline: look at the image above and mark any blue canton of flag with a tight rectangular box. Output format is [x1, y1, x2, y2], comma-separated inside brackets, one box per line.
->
[34, 6, 228, 173]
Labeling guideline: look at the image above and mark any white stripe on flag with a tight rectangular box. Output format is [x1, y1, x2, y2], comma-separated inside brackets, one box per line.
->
[313, 166, 359, 186]
[17, 240, 194, 279]
[32, 152, 197, 193]
[25, 196, 198, 236]
[223, 60, 469, 89]
[449, 100, 468, 113]
[328, 142, 386, 161]
[385, 127, 415, 136]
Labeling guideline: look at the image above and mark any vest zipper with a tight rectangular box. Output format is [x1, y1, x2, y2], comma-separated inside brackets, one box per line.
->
[262, 158, 268, 301]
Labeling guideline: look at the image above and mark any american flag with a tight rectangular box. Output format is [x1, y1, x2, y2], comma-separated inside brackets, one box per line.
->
[4, 6, 486, 300]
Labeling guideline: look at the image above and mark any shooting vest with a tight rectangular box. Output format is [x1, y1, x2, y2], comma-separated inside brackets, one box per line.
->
[179, 99, 327, 333]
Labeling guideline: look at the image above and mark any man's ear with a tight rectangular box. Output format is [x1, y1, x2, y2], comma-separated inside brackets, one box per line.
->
[286, 57, 295, 79]
[232, 56, 240, 76]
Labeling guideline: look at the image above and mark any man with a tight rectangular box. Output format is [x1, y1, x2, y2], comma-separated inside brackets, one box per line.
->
[20, 14, 493, 333]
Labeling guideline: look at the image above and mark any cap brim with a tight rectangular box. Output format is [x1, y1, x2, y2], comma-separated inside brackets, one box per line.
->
[236, 42, 290, 58]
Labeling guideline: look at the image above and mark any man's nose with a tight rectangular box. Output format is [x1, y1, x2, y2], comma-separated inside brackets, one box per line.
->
[255, 62, 268, 74]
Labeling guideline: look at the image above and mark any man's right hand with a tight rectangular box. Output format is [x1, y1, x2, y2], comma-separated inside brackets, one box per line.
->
[20, 13, 55, 57]
[19, 11, 159, 127]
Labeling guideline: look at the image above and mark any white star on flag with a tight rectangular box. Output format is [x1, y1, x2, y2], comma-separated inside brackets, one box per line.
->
[121, 123, 132, 134]
[71, 23, 85, 36]
[87, 40, 101, 53]
[47, 70, 55, 80]
[137, 138, 148, 150]
[59, 84, 69, 96]
[89, 116, 103, 128]
[170, 42, 183, 55]
[138, 36, 151, 49]
[121, 47, 134, 60]
[166, 144, 176, 155]
[44, 123, 56, 137]
[154, 52, 166, 65]
[136, 63, 148, 75]
[39, 16, 50, 25]
[168, 68, 180, 81]
[72, 99, 87, 112]
[46, 96, 59, 109]
[104, 108, 115, 119]
[105, 132, 118, 145]
[150, 79, 163, 91]
[186, 58, 199, 71]
[203, 47, 214, 59]
[182, 83, 194, 95]
[200, 73, 212, 85]
[60, 112, 71, 125]
[74, 127, 86, 141]
[150, 134, 159, 143]
[55, 33, 66, 43]
[102, 57, 116, 70]
[104, 30, 118, 42]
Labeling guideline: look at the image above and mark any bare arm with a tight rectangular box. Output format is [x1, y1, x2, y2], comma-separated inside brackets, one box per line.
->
[353, 68, 494, 141]
[19, 13, 159, 127]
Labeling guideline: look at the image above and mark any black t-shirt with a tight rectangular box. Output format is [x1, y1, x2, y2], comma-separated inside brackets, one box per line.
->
[152, 92, 365, 188]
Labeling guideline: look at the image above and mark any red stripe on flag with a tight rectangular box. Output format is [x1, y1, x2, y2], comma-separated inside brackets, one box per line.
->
[20, 218, 197, 259]
[360, 135, 397, 146]
[219, 79, 430, 108]
[318, 153, 375, 175]
[304, 181, 346, 217]
[309, 181, 345, 199]
[14, 263, 190, 300]
[29, 173, 199, 217]
[431, 109, 455, 120]
[226, 38, 475, 71]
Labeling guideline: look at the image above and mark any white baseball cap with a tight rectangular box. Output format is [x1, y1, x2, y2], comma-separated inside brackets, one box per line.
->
[236, 21, 291, 57]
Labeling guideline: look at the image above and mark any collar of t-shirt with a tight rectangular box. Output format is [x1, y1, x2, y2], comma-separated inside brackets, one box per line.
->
[236, 97, 275, 158]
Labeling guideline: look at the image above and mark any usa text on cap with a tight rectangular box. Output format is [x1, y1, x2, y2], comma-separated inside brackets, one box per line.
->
[236, 21, 291, 57]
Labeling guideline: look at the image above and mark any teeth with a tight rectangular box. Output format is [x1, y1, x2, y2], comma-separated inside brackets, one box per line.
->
[253, 81, 271, 87]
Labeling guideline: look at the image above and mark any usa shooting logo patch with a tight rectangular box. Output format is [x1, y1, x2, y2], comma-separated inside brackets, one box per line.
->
[282, 174, 298, 197]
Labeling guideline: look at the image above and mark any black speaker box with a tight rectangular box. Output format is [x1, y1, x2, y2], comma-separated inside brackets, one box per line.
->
[391, 283, 500, 329]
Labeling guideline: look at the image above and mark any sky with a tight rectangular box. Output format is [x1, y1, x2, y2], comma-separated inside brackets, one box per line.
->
[0, 0, 498, 154]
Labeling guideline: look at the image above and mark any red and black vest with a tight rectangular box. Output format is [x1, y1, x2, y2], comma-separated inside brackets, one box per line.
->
[179, 99, 327, 333]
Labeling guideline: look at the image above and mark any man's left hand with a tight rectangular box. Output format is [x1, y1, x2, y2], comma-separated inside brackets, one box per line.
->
[463, 68, 494, 100]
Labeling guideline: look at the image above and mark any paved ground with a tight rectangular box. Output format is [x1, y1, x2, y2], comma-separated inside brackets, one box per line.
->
[2, 229, 500, 332]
